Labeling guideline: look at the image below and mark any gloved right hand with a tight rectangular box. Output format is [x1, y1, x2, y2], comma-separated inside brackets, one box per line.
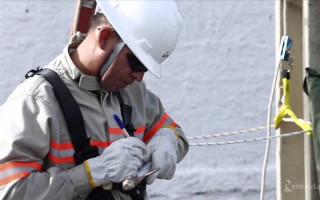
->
[83, 137, 150, 187]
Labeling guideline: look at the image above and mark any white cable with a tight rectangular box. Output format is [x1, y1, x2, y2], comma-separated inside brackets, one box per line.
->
[189, 129, 309, 146]
[187, 119, 309, 141]
[283, 0, 287, 37]
[187, 125, 273, 140]
[260, 60, 281, 200]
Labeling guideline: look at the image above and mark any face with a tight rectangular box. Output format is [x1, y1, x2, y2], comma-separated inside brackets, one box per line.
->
[100, 45, 147, 92]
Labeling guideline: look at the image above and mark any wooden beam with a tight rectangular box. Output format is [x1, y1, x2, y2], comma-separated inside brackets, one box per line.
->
[275, 1, 305, 200]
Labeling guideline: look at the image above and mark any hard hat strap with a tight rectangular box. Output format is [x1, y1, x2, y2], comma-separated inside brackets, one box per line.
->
[98, 40, 125, 79]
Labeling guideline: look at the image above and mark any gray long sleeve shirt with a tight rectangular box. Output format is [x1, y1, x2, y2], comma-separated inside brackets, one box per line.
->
[0, 44, 189, 200]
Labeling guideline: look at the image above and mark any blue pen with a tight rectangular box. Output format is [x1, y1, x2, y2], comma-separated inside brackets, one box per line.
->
[113, 114, 157, 191]
[113, 114, 131, 138]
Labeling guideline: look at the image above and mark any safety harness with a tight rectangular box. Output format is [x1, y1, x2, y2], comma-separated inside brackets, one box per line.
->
[25, 68, 145, 200]
[274, 69, 312, 135]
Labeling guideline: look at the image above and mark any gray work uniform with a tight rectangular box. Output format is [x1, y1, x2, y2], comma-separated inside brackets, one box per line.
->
[0, 44, 189, 200]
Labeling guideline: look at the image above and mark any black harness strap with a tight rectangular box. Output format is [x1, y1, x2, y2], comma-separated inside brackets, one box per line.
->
[114, 91, 136, 137]
[26, 68, 99, 165]
[25, 68, 144, 200]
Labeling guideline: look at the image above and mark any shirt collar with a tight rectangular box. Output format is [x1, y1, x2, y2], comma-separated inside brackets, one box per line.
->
[62, 42, 105, 92]
[78, 75, 103, 91]
[61, 42, 83, 80]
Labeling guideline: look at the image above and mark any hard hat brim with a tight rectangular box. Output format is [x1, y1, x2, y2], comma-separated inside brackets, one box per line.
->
[97, 1, 162, 79]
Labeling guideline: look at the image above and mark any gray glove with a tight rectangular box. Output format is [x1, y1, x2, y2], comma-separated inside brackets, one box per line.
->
[84, 137, 150, 187]
[145, 128, 178, 184]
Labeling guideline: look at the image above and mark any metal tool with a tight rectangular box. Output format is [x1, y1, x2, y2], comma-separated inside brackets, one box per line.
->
[112, 114, 159, 190]
[122, 162, 159, 191]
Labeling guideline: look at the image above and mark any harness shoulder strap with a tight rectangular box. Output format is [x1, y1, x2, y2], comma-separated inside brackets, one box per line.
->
[25, 68, 144, 200]
[114, 91, 136, 137]
[26, 68, 98, 165]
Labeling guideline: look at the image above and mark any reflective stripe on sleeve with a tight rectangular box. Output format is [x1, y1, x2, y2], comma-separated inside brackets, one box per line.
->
[108, 126, 146, 141]
[48, 126, 146, 164]
[143, 112, 179, 142]
[49, 140, 76, 164]
[49, 140, 109, 164]
[0, 161, 42, 186]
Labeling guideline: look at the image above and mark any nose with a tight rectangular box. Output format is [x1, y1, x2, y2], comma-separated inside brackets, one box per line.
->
[131, 71, 145, 82]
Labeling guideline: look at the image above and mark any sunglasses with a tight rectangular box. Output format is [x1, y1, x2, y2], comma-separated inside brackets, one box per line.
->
[126, 54, 148, 72]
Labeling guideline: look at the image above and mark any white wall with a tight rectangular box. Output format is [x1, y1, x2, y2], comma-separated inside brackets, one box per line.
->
[0, 1, 276, 199]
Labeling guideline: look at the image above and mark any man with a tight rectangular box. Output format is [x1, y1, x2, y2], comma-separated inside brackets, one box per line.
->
[0, 1, 189, 200]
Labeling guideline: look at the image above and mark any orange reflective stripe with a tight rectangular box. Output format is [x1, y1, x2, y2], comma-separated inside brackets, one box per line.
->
[51, 140, 110, 149]
[0, 161, 42, 186]
[0, 171, 30, 186]
[90, 140, 109, 148]
[108, 127, 123, 134]
[134, 126, 146, 134]
[48, 153, 74, 164]
[49, 140, 110, 164]
[143, 112, 169, 142]
[0, 161, 42, 172]
[170, 121, 178, 127]
[50, 140, 74, 150]
[109, 126, 146, 135]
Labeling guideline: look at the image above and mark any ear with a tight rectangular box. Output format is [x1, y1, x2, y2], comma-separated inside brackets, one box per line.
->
[98, 27, 112, 50]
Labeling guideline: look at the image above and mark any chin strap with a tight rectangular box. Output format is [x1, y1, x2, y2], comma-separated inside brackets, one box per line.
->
[99, 41, 125, 79]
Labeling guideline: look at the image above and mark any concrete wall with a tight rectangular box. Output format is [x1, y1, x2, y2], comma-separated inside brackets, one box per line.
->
[0, 1, 275, 199]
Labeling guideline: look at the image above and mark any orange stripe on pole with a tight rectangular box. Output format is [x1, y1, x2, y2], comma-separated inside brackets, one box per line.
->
[143, 113, 169, 142]
[0, 161, 42, 172]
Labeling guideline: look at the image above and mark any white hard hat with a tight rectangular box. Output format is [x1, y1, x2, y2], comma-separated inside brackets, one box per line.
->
[96, 0, 183, 78]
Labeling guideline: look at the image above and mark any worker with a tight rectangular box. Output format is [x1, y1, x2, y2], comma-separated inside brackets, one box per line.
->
[0, 1, 189, 200]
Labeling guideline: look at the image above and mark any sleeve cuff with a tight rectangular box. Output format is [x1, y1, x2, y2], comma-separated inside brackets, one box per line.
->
[83, 160, 97, 188]
[67, 164, 92, 197]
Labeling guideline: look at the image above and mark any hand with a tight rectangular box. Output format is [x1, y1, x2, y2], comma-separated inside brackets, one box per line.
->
[145, 128, 178, 185]
[84, 137, 150, 187]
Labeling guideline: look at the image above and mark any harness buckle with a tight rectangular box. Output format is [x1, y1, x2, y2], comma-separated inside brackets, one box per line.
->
[25, 67, 43, 79]
[74, 145, 99, 165]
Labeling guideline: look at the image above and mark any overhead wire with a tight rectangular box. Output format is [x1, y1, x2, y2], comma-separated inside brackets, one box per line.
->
[187, 125, 274, 140]
[187, 119, 310, 141]
[259, 56, 281, 200]
[189, 129, 310, 146]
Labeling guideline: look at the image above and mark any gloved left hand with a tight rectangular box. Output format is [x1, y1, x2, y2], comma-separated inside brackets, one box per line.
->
[145, 128, 178, 185]
[84, 137, 149, 187]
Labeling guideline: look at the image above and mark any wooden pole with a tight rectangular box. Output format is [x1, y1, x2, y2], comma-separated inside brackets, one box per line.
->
[276, 1, 305, 199]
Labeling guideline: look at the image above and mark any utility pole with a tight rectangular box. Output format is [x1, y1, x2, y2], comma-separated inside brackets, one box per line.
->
[276, 0, 320, 199]
[275, 0, 304, 200]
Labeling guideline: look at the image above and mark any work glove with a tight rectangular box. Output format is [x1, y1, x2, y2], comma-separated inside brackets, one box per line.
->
[84, 137, 150, 187]
[145, 128, 178, 185]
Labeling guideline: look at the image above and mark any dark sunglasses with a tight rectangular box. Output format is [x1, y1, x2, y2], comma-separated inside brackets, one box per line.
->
[126, 54, 148, 72]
